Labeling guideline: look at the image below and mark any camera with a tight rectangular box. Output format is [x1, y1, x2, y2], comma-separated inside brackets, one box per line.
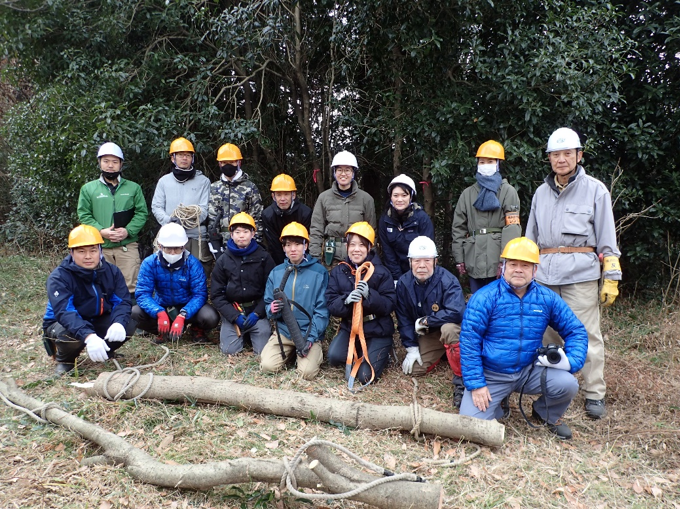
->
[536, 343, 562, 364]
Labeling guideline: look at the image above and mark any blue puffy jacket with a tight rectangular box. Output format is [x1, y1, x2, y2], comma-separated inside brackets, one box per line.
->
[460, 278, 588, 391]
[135, 252, 207, 319]
[265, 256, 329, 343]
[395, 266, 466, 349]
[379, 204, 435, 280]
[43, 256, 131, 342]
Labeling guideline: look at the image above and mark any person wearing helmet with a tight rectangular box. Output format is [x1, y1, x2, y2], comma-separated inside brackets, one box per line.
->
[210, 213, 276, 356]
[151, 137, 212, 276]
[260, 222, 329, 380]
[77, 142, 148, 295]
[309, 151, 377, 268]
[208, 143, 264, 250]
[378, 174, 435, 284]
[42, 225, 135, 376]
[262, 174, 313, 265]
[132, 223, 219, 344]
[325, 222, 396, 386]
[459, 237, 588, 440]
[395, 236, 467, 407]
[451, 140, 521, 294]
[526, 128, 621, 420]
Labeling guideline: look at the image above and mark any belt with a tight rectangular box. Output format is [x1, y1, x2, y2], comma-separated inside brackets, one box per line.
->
[363, 314, 376, 322]
[540, 247, 596, 254]
[238, 300, 256, 308]
[331, 237, 347, 243]
[473, 228, 502, 236]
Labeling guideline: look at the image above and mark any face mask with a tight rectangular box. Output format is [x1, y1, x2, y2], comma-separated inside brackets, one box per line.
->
[221, 163, 238, 177]
[102, 171, 121, 181]
[477, 163, 497, 177]
[162, 251, 183, 264]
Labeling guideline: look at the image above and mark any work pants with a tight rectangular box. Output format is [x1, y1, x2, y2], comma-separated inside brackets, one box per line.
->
[131, 304, 220, 334]
[219, 318, 271, 355]
[260, 332, 323, 380]
[103, 243, 140, 293]
[327, 329, 393, 384]
[410, 323, 461, 377]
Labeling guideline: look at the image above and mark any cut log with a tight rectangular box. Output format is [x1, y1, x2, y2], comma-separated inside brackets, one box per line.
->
[88, 373, 504, 446]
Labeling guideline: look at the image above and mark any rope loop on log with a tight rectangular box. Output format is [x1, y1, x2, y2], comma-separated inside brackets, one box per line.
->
[0, 391, 60, 424]
[280, 437, 426, 500]
[421, 443, 482, 468]
[101, 345, 171, 401]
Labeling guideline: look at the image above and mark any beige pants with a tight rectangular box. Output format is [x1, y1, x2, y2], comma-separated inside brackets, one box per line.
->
[542, 279, 605, 400]
[260, 332, 323, 380]
[103, 243, 140, 293]
[411, 323, 461, 376]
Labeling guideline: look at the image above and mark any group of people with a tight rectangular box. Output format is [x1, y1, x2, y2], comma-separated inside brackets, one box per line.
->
[42, 126, 621, 440]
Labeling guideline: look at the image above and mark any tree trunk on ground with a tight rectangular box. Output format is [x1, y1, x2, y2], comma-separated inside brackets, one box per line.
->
[0, 378, 443, 509]
[88, 373, 504, 447]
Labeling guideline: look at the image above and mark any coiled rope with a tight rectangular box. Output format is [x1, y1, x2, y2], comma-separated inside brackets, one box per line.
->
[153, 204, 204, 259]
[101, 345, 170, 401]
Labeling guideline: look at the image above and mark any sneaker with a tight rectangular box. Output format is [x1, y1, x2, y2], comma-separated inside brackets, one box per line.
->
[452, 375, 465, 409]
[584, 398, 607, 419]
[531, 407, 572, 440]
[54, 362, 75, 376]
[500, 396, 511, 420]
[191, 327, 210, 344]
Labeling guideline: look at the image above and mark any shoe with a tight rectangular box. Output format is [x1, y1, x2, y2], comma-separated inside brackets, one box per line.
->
[500, 396, 511, 420]
[54, 362, 75, 376]
[584, 398, 607, 419]
[452, 375, 465, 409]
[532, 407, 572, 440]
[191, 327, 210, 344]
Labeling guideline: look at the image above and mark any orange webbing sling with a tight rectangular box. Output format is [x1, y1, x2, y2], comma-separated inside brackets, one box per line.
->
[339, 261, 375, 392]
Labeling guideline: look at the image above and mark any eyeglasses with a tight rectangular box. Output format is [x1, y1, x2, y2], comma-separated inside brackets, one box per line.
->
[335, 168, 354, 175]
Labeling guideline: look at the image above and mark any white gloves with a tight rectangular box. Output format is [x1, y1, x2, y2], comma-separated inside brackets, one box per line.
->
[85, 334, 110, 363]
[402, 346, 423, 374]
[415, 317, 429, 335]
[536, 347, 571, 371]
[356, 280, 369, 299]
[105, 322, 127, 342]
[394, 280, 398, 288]
[344, 290, 362, 305]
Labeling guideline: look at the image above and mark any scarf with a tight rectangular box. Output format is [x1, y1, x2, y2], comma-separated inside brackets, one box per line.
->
[226, 238, 259, 257]
[172, 166, 196, 183]
[473, 172, 502, 211]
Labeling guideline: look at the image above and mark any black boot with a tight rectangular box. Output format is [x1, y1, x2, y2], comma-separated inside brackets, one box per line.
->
[452, 375, 465, 409]
[54, 362, 75, 376]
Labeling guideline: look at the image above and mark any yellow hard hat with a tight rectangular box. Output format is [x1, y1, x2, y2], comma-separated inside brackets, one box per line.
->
[280, 222, 309, 242]
[229, 212, 256, 231]
[169, 137, 195, 154]
[217, 143, 243, 161]
[476, 140, 505, 160]
[346, 222, 375, 246]
[271, 174, 297, 192]
[500, 237, 540, 264]
[68, 225, 104, 248]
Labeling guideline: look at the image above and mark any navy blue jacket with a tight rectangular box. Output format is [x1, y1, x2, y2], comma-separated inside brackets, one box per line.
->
[379, 204, 435, 280]
[43, 256, 131, 342]
[395, 266, 465, 349]
[460, 278, 588, 391]
[325, 252, 395, 338]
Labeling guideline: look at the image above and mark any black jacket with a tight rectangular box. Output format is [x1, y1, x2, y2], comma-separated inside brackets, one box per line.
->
[262, 200, 313, 265]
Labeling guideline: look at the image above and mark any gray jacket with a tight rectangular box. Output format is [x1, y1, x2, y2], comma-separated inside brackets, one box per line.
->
[151, 170, 210, 239]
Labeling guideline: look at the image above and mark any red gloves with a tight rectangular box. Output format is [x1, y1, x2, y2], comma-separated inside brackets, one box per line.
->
[169, 314, 186, 341]
[157, 311, 171, 336]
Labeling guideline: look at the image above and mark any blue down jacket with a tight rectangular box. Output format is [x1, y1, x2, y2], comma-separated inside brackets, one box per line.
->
[325, 252, 395, 338]
[460, 277, 588, 391]
[135, 252, 207, 319]
[43, 256, 131, 342]
[395, 266, 466, 349]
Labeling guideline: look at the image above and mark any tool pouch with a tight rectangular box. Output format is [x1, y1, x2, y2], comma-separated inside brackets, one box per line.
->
[324, 237, 336, 266]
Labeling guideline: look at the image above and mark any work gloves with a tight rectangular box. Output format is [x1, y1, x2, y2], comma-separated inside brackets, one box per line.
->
[356, 281, 369, 299]
[600, 280, 619, 307]
[105, 322, 126, 343]
[415, 317, 429, 335]
[157, 311, 171, 336]
[243, 312, 259, 330]
[270, 299, 283, 316]
[235, 314, 247, 329]
[456, 263, 466, 276]
[169, 314, 186, 342]
[536, 347, 571, 371]
[402, 346, 423, 375]
[85, 334, 110, 362]
[344, 290, 363, 305]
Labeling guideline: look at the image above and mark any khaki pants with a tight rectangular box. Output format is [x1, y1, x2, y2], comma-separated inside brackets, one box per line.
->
[542, 279, 605, 400]
[260, 332, 323, 380]
[103, 243, 140, 293]
[411, 323, 461, 376]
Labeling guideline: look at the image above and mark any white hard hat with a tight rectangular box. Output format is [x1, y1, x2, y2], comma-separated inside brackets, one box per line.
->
[546, 128, 582, 153]
[157, 223, 188, 247]
[388, 174, 417, 197]
[408, 236, 438, 258]
[331, 150, 358, 170]
[97, 142, 125, 160]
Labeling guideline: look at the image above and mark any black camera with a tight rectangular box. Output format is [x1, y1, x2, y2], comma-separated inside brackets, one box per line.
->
[536, 343, 562, 364]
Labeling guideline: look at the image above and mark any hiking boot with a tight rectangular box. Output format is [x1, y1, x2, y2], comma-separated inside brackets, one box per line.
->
[191, 327, 210, 344]
[584, 398, 607, 419]
[532, 408, 572, 440]
[452, 375, 465, 409]
[54, 362, 75, 376]
[500, 396, 511, 420]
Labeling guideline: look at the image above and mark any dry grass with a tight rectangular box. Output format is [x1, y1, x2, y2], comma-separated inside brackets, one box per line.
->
[1, 253, 679, 508]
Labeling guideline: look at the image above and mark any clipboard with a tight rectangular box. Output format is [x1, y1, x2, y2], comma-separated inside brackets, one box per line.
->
[113, 208, 135, 229]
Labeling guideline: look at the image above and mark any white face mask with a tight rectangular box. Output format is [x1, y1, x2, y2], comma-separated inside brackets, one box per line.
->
[162, 251, 183, 264]
[477, 163, 497, 176]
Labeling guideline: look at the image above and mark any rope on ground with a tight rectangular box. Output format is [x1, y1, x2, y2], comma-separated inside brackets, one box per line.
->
[409, 378, 424, 441]
[420, 443, 482, 467]
[101, 345, 171, 401]
[0, 391, 61, 424]
[279, 437, 425, 501]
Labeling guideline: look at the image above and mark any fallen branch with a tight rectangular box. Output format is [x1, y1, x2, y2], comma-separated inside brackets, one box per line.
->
[87, 373, 505, 447]
[0, 377, 443, 509]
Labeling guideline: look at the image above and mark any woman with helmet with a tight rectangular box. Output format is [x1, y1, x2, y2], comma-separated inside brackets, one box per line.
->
[378, 174, 435, 284]
[452, 140, 521, 293]
[325, 222, 396, 387]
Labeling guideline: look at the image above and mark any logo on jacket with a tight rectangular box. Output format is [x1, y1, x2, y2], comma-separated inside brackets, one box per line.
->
[432, 303, 439, 312]
[532, 308, 543, 313]
[96, 193, 107, 199]
[53, 291, 59, 297]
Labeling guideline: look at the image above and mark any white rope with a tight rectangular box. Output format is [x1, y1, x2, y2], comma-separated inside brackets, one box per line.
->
[0, 392, 61, 424]
[153, 204, 205, 259]
[101, 345, 170, 401]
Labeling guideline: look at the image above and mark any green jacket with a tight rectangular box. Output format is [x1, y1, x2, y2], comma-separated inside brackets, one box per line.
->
[451, 179, 521, 279]
[77, 177, 148, 249]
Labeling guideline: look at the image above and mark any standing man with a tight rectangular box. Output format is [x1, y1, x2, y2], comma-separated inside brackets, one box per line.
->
[459, 237, 588, 439]
[262, 174, 313, 265]
[309, 151, 377, 267]
[77, 142, 148, 294]
[208, 143, 264, 249]
[151, 137, 212, 275]
[395, 236, 467, 408]
[526, 127, 622, 419]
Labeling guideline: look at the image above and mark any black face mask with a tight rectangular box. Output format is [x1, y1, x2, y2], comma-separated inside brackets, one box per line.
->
[101, 171, 121, 181]
[220, 163, 238, 178]
[172, 167, 196, 182]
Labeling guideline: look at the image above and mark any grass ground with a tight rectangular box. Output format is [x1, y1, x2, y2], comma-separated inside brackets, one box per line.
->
[1, 252, 678, 508]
